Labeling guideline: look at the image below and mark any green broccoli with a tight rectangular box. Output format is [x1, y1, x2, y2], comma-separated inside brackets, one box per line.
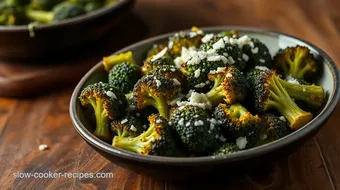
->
[246, 69, 313, 130]
[280, 77, 325, 108]
[30, 0, 61, 10]
[218, 30, 239, 38]
[259, 114, 291, 142]
[214, 103, 261, 149]
[149, 65, 184, 86]
[242, 38, 272, 69]
[273, 46, 318, 82]
[170, 105, 223, 153]
[112, 114, 177, 156]
[79, 82, 127, 140]
[0, 2, 26, 25]
[200, 36, 246, 71]
[103, 51, 136, 72]
[133, 75, 180, 119]
[25, 2, 85, 23]
[7, 0, 30, 6]
[68, 0, 104, 12]
[205, 66, 248, 106]
[111, 114, 145, 137]
[168, 26, 203, 56]
[213, 143, 240, 156]
[108, 62, 141, 94]
[141, 56, 174, 75]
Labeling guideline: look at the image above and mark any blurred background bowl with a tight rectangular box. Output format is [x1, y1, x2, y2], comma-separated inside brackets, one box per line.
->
[0, 0, 134, 60]
[70, 27, 340, 179]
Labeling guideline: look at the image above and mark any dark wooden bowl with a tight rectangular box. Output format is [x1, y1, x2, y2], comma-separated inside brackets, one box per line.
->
[0, 0, 134, 60]
[70, 27, 340, 179]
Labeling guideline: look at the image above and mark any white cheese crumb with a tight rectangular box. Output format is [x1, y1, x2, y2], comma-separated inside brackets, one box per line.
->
[255, 66, 269, 71]
[127, 105, 136, 112]
[106, 91, 117, 99]
[39, 144, 49, 151]
[194, 83, 206, 88]
[174, 57, 183, 68]
[227, 56, 235, 65]
[186, 122, 191, 127]
[150, 137, 155, 142]
[259, 59, 265, 63]
[279, 116, 286, 122]
[251, 47, 259, 54]
[201, 33, 214, 43]
[168, 41, 174, 49]
[209, 67, 226, 74]
[169, 94, 185, 106]
[177, 92, 212, 110]
[156, 119, 163, 124]
[286, 76, 300, 85]
[151, 47, 168, 62]
[236, 137, 248, 149]
[210, 118, 217, 124]
[194, 120, 204, 126]
[168, 121, 173, 126]
[143, 125, 147, 129]
[173, 78, 181, 86]
[130, 125, 137, 132]
[226, 73, 233, 78]
[121, 119, 128, 124]
[235, 35, 252, 48]
[178, 118, 184, 126]
[136, 113, 140, 117]
[210, 123, 215, 130]
[155, 79, 162, 87]
[219, 135, 226, 142]
[205, 80, 210, 84]
[213, 38, 225, 50]
[194, 69, 201, 78]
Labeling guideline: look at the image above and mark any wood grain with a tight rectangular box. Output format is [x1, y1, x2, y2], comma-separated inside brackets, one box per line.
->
[0, 0, 340, 189]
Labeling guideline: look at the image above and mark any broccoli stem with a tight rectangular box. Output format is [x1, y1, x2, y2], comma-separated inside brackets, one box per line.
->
[103, 51, 136, 72]
[289, 50, 306, 78]
[229, 104, 247, 119]
[25, 8, 53, 24]
[206, 85, 224, 106]
[154, 96, 169, 119]
[112, 124, 155, 154]
[89, 99, 111, 141]
[268, 75, 313, 130]
[280, 79, 324, 107]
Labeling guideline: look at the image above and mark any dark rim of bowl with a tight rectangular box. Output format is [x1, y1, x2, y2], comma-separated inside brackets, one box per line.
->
[0, 0, 134, 31]
[70, 26, 340, 165]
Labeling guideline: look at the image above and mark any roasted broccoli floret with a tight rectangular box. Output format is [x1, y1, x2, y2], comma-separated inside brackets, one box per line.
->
[246, 69, 313, 130]
[108, 62, 141, 94]
[242, 37, 272, 69]
[79, 82, 128, 140]
[0, 2, 26, 25]
[141, 55, 174, 75]
[30, 0, 61, 10]
[133, 75, 180, 119]
[218, 30, 239, 38]
[214, 103, 261, 149]
[205, 66, 248, 106]
[170, 105, 222, 153]
[112, 114, 177, 156]
[103, 51, 136, 72]
[168, 26, 203, 56]
[25, 2, 85, 23]
[213, 143, 240, 156]
[280, 77, 324, 108]
[200, 36, 246, 71]
[149, 65, 184, 86]
[259, 114, 291, 142]
[273, 46, 318, 81]
[111, 114, 145, 137]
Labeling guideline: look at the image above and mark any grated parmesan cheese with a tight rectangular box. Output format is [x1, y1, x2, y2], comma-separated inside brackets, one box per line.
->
[194, 69, 201, 78]
[286, 75, 300, 85]
[236, 137, 247, 149]
[151, 47, 168, 62]
[255, 66, 269, 71]
[106, 91, 117, 99]
[38, 144, 49, 151]
[121, 119, 128, 124]
[130, 125, 137, 132]
[155, 79, 162, 87]
[201, 33, 214, 43]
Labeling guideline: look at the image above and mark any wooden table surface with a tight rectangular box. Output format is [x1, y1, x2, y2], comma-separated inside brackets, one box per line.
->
[1, 0, 340, 189]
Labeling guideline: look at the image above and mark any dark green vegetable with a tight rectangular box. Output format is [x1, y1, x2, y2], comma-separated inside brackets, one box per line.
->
[133, 75, 180, 119]
[0, 2, 26, 25]
[242, 38, 272, 69]
[108, 62, 141, 94]
[111, 114, 145, 137]
[103, 51, 136, 72]
[213, 143, 240, 156]
[30, 0, 61, 10]
[246, 69, 313, 130]
[214, 103, 261, 148]
[112, 114, 177, 156]
[273, 46, 318, 82]
[260, 114, 291, 142]
[141, 56, 174, 75]
[79, 82, 127, 140]
[205, 66, 248, 106]
[168, 27, 203, 56]
[170, 105, 222, 153]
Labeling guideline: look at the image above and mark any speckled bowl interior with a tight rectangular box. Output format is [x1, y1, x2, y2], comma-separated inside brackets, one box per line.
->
[70, 27, 340, 177]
